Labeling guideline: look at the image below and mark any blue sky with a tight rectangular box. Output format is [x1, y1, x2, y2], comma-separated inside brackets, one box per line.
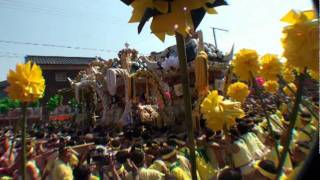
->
[0, 0, 313, 81]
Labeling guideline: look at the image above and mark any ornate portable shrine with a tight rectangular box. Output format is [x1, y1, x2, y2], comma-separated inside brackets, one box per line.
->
[69, 33, 234, 130]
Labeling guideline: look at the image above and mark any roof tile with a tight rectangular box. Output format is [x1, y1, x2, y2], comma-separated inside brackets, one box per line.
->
[25, 55, 104, 65]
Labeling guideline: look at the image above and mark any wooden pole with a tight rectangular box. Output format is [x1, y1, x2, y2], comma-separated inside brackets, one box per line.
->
[175, 32, 197, 180]
[312, 0, 319, 15]
[9, 117, 20, 160]
[21, 103, 27, 180]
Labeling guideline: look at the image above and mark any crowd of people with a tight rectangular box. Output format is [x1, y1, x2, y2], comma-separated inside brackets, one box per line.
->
[0, 89, 318, 180]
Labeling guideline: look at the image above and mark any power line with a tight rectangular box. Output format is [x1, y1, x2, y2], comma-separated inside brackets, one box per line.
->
[0, 44, 149, 58]
[0, 40, 150, 56]
[0, 55, 22, 58]
[0, 0, 123, 24]
[0, 51, 25, 59]
[0, 51, 26, 56]
[0, 39, 119, 53]
[0, 1, 77, 18]
[0, 0, 69, 13]
[0, 0, 112, 18]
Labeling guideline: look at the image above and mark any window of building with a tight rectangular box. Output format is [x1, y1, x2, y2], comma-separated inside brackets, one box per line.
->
[55, 72, 67, 82]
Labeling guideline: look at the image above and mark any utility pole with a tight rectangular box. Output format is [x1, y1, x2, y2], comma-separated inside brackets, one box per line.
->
[210, 27, 229, 49]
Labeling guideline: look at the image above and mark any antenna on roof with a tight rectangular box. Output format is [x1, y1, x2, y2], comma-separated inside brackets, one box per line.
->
[210, 27, 229, 49]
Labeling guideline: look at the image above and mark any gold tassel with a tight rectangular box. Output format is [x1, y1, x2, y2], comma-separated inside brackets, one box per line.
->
[195, 51, 209, 97]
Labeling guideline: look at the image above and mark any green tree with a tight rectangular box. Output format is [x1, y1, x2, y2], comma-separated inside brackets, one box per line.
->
[47, 95, 62, 112]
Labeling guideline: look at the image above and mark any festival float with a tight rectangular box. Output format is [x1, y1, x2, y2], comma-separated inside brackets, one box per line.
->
[68, 33, 234, 130]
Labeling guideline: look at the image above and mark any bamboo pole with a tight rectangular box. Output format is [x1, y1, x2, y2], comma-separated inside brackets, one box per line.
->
[250, 72, 281, 160]
[223, 124, 235, 168]
[277, 75, 319, 119]
[175, 32, 197, 180]
[276, 72, 305, 179]
[295, 136, 318, 180]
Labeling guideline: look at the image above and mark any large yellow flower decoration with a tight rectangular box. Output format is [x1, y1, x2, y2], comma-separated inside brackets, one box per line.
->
[282, 66, 295, 83]
[259, 54, 282, 81]
[263, 80, 279, 94]
[281, 10, 319, 73]
[227, 82, 250, 103]
[309, 70, 319, 80]
[283, 83, 297, 97]
[200, 90, 245, 131]
[121, 0, 227, 41]
[6, 61, 45, 102]
[201, 90, 223, 113]
[232, 49, 260, 82]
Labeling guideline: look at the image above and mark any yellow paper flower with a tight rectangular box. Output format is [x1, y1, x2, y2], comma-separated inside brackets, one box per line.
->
[259, 54, 282, 81]
[283, 83, 297, 97]
[263, 80, 279, 94]
[227, 82, 250, 103]
[309, 70, 319, 80]
[6, 61, 45, 102]
[281, 10, 319, 73]
[232, 49, 259, 81]
[200, 90, 245, 131]
[150, 10, 193, 41]
[200, 90, 223, 113]
[124, 0, 225, 41]
[196, 154, 216, 180]
[282, 67, 295, 83]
